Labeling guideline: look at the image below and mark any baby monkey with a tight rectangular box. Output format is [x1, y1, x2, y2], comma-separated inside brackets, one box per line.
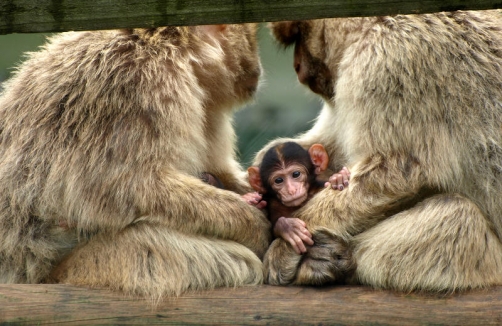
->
[245, 142, 350, 254]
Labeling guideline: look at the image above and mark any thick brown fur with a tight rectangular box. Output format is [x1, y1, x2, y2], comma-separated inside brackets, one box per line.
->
[257, 10, 502, 292]
[0, 24, 272, 299]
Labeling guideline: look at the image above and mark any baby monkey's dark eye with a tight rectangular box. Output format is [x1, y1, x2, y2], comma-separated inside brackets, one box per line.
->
[274, 177, 284, 184]
[292, 171, 301, 178]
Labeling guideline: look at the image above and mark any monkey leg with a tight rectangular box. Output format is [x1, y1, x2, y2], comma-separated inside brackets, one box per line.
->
[353, 194, 502, 292]
[263, 238, 303, 285]
[50, 222, 264, 299]
[295, 227, 355, 285]
[263, 227, 355, 285]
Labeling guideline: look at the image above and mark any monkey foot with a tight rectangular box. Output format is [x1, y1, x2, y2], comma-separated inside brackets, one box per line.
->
[294, 227, 355, 285]
[263, 227, 355, 286]
[263, 238, 304, 285]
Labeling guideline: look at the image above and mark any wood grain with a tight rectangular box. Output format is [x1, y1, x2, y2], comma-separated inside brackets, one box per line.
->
[1, 284, 502, 324]
[1, 0, 501, 35]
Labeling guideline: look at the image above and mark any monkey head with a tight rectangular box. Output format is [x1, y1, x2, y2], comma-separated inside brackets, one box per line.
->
[248, 142, 328, 207]
[192, 24, 262, 109]
[269, 20, 359, 101]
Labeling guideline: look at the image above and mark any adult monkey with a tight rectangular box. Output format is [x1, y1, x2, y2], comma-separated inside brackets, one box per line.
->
[256, 10, 502, 291]
[0, 24, 271, 298]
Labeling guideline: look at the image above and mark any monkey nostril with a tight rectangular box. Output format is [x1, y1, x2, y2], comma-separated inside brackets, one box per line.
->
[294, 63, 301, 73]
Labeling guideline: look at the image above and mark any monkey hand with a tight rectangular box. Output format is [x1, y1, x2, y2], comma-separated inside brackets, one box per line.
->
[325, 166, 350, 191]
[241, 192, 267, 209]
[294, 227, 356, 285]
[274, 217, 314, 255]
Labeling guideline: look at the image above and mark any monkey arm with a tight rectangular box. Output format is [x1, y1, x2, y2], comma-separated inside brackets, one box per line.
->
[64, 156, 271, 258]
[294, 153, 425, 241]
[209, 169, 253, 195]
[133, 169, 272, 258]
[202, 111, 254, 195]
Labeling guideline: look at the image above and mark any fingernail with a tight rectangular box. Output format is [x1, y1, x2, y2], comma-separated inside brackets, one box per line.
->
[339, 185, 344, 190]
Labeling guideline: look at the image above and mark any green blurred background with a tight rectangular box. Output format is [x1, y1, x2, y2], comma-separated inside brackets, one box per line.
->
[0, 24, 322, 167]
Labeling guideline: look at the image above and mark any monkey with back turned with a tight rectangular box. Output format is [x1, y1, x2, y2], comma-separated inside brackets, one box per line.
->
[256, 10, 502, 291]
[0, 24, 271, 298]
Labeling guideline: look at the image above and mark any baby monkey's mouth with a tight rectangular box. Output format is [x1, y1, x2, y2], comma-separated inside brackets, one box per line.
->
[281, 192, 309, 208]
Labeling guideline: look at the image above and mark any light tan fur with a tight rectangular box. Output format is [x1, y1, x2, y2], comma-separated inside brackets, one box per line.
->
[0, 24, 271, 299]
[259, 10, 502, 292]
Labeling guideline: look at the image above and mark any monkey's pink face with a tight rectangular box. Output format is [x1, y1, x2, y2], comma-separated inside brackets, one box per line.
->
[269, 164, 310, 207]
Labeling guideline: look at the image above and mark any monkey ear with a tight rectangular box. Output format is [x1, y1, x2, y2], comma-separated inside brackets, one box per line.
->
[200, 25, 227, 38]
[247, 166, 266, 193]
[268, 21, 299, 47]
[309, 144, 329, 174]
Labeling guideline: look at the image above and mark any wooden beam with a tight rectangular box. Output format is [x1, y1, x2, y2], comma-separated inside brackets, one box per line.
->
[1, 0, 501, 35]
[1, 284, 502, 325]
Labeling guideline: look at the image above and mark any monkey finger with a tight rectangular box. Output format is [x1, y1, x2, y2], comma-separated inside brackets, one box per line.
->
[340, 166, 350, 176]
[327, 173, 342, 190]
[329, 168, 350, 184]
[241, 193, 255, 201]
[292, 245, 303, 255]
[241, 192, 265, 207]
[300, 227, 312, 239]
[324, 181, 338, 189]
[328, 174, 336, 183]
[296, 226, 313, 240]
[292, 235, 308, 254]
[330, 175, 344, 190]
[298, 232, 314, 246]
[294, 218, 307, 228]
[255, 200, 267, 209]
[283, 233, 304, 255]
[289, 218, 307, 231]
[252, 192, 263, 199]
[340, 167, 350, 186]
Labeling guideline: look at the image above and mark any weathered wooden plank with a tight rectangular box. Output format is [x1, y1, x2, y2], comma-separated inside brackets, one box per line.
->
[1, 0, 502, 35]
[1, 284, 502, 325]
